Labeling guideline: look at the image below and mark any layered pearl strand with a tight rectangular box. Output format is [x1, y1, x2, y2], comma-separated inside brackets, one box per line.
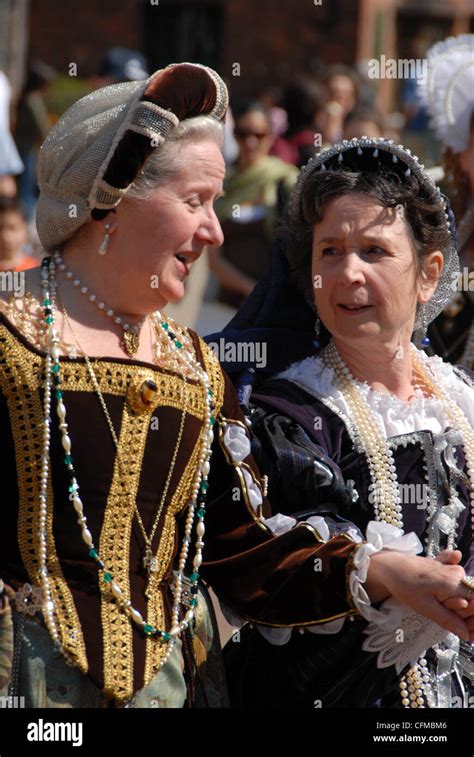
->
[38, 255, 215, 669]
[59, 301, 190, 578]
[322, 342, 402, 527]
[399, 657, 435, 709]
[148, 311, 197, 379]
[322, 340, 474, 708]
[53, 251, 146, 357]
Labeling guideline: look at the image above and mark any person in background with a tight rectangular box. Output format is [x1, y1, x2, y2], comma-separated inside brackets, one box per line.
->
[343, 106, 384, 140]
[90, 47, 149, 89]
[257, 85, 288, 140]
[322, 64, 360, 144]
[418, 35, 474, 369]
[14, 61, 56, 222]
[0, 196, 37, 272]
[0, 70, 24, 200]
[271, 78, 326, 168]
[209, 100, 298, 309]
[400, 32, 439, 167]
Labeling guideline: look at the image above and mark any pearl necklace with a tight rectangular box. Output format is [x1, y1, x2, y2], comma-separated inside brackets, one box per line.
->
[38, 255, 215, 672]
[322, 342, 402, 527]
[59, 301, 190, 578]
[322, 340, 474, 708]
[53, 250, 146, 358]
[323, 341, 474, 542]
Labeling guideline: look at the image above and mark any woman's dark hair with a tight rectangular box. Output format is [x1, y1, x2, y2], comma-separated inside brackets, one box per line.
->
[231, 97, 270, 123]
[325, 64, 360, 99]
[283, 155, 451, 302]
[344, 106, 385, 133]
[283, 78, 325, 134]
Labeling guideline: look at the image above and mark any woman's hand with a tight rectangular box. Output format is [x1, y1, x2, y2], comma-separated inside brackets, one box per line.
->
[435, 551, 474, 634]
[365, 549, 471, 641]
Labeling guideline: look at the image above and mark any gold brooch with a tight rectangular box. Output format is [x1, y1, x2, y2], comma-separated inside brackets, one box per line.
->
[127, 371, 160, 415]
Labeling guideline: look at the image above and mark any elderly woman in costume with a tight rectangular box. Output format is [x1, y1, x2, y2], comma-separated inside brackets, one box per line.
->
[0, 63, 359, 709]
[419, 35, 474, 368]
[214, 137, 474, 709]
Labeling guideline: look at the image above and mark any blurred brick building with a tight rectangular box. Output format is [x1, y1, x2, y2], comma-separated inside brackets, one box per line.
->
[1, 0, 474, 108]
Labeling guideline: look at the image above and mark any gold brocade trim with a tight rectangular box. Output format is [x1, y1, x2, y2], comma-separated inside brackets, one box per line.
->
[143, 338, 225, 685]
[96, 343, 223, 699]
[300, 522, 327, 544]
[96, 358, 213, 701]
[234, 462, 266, 522]
[217, 415, 270, 535]
[0, 321, 225, 700]
[0, 325, 88, 672]
[58, 361, 206, 415]
[251, 609, 359, 628]
[99, 400, 149, 701]
[144, 438, 203, 685]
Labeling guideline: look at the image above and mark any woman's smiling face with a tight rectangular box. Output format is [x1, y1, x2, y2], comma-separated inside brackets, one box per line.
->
[113, 139, 225, 309]
[311, 193, 439, 349]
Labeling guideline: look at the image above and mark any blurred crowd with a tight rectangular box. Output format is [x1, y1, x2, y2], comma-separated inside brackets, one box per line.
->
[0, 48, 150, 276]
[0, 47, 462, 331]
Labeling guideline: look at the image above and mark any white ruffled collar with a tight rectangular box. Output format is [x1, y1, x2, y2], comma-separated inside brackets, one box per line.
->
[276, 347, 474, 439]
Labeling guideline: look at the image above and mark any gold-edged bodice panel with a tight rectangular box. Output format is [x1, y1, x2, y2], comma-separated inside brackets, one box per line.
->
[0, 315, 225, 701]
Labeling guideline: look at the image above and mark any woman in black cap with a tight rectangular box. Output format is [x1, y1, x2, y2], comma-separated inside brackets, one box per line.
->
[211, 137, 474, 709]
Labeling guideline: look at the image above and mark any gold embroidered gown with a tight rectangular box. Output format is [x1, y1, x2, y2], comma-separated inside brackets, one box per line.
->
[0, 305, 360, 707]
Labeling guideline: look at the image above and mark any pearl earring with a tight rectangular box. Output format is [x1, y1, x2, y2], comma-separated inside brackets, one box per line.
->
[99, 223, 113, 255]
[420, 305, 431, 348]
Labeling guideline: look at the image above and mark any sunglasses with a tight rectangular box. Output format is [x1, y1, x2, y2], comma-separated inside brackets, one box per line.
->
[234, 129, 270, 140]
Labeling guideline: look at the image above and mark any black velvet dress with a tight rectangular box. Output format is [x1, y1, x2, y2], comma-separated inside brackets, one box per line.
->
[224, 354, 474, 710]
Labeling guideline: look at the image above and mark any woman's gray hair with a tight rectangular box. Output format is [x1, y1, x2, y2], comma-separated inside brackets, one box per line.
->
[126, 115, 225, 201]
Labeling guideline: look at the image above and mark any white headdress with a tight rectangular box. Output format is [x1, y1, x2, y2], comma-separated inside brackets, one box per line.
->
[35, 63, 228, 252]
[418, 34, 474, 153]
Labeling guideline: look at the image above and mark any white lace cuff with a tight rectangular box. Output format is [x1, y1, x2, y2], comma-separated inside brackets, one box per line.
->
[349, 521, 423, 623]
[362, 605, 451, 674]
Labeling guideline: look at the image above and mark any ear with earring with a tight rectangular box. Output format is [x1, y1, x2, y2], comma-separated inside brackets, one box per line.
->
[98, 211, 117, 255]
